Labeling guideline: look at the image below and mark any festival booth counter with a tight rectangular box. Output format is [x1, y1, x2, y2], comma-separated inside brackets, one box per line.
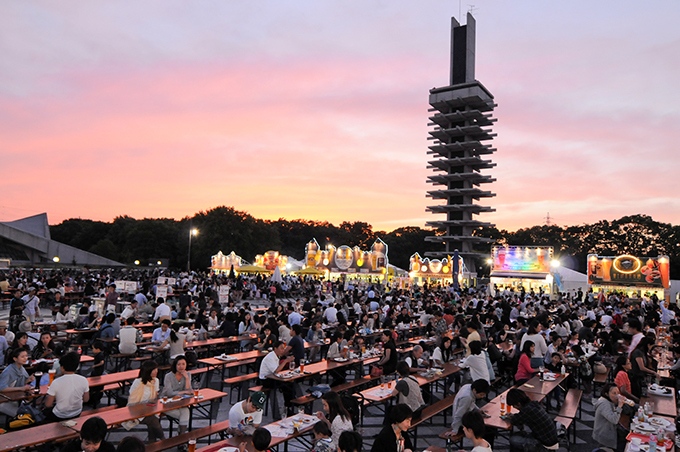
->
[489, 246, 557, 297]
[209, 251, 243, 275]
[408, 252, 468, 287]
[587, 254, 670, 303]
[304, 238, 388, 283]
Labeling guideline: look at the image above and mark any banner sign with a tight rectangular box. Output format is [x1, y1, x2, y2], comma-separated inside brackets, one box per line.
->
[490, 246, 552, 277]
[254, 251, 288, 272]
[115, 281, 127, 293]
[218, 285, 230, 303]
[156, 285, 168, 300]
[588, 254, 670, 288]
[409, 253, 461, 280]
[305, 238, 388, 275]
[125, 281, 138, 294]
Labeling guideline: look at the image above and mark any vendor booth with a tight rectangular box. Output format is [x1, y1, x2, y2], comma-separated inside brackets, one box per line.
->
[587, 254, 670, 302]
[304, 238, 388, 282]
[408, 252, 467, 287]
[489, 245, 556, 297]
[254, 250, 289, 273]
[209, 251, 243, 275]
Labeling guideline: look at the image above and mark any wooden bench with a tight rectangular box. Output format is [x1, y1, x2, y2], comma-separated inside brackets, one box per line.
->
[291, 375, 382, 409]
[555, 415, 574, 450]
[224, 372, 260, 403]
[556, 388, 582, 446]
[146, 420, 230, 452]
[437, 428, 465, 450]
[409, 394, 456, 448]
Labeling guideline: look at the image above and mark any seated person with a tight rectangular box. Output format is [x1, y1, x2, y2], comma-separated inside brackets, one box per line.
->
[461, 410, 493, 452]
[61, 416, 115, 452]
[449, 379, 490, 434]
[392, 361, 425, 418]
[506, 388, 559, 452]
[45, 352, 89, 422]
[229, 391, 266, 435]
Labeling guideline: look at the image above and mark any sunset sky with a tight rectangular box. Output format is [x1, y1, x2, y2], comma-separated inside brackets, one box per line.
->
[2, 1, 679, 233]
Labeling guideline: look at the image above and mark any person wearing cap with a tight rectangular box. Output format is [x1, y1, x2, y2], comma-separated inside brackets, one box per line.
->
[229, 391, 266, 435]
[22, 287, 40, 323]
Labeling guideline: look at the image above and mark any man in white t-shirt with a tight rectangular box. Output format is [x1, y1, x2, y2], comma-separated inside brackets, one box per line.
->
[323, 304, 338, 324]
[229, 391, 266, 435]
[45, 352, 89, 422]
[259, 341, 295, 419]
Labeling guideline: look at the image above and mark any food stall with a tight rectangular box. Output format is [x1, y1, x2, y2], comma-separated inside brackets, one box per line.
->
[587, 254, 670, 303]
[254, 250, 289, 273]
[408, 252, 466, 287]
[209, 251, 243, 275]
[489, 245, 556, 297]
[304, 238, 388, 282]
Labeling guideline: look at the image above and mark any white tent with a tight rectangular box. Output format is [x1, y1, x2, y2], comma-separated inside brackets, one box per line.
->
[553, 267, 587, 295]
[271, 266, 283, 283]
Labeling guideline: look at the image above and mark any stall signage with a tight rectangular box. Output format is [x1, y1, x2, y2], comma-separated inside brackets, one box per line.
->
[490, 246, 552, 275]
[305, 238, 388, 275]
[587, 254, 669, 288]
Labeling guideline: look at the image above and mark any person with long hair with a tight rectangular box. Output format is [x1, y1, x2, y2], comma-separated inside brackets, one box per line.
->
[315, 391, 354, 446]
[629, 336, 658, 398]
[159, 323, 187, 362]
[239, 312, 257, 349]
[519, 320, 548, 369]
[161, 355, 192, 436]
[432, 335, 455, 367]
[593, 383, 625, 451]
[613, 355, 638, 403]
[371, 404, 414, 452]
[5, 331, 29, 365]
[124, 360, 164, 442]
[0, 348, 35, 416]
[514, 341, 538, 385]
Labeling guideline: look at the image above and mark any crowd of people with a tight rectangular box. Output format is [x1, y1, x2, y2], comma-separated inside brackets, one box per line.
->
[0, 268, 678, 452]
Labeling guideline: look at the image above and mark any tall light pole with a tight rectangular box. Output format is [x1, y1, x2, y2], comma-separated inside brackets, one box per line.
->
[187, 228, 198, 272]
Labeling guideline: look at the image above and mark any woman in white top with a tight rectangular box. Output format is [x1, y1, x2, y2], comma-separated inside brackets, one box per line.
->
[239, 312, 257, 349]
[461, 410, 493, 452]
[431, 336, 455, 367]
[459, 340, 490, 383]
[160, 323, 187, 361]
[316, 391, 354, 446]
[124, 360, 164, 442]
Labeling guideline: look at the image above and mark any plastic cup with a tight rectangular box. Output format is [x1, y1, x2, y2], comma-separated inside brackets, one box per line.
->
[48, 369, 56, 385]
[300, 363, 305, 372]
[194, 389, 199, 398]
[188, 439, 196, 452]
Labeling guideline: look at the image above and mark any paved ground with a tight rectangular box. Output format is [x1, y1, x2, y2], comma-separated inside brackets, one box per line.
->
[2, 300, 672, 452]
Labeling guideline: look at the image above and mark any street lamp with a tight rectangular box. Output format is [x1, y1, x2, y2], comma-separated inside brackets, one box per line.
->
[187, 228, 198, 272]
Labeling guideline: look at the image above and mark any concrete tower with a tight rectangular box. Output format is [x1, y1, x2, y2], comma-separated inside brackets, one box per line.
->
[425, 13, 496, 276]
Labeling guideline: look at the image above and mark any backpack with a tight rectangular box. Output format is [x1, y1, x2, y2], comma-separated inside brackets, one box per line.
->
[340, 392, 362, 427]
[91, 324, 113, 347]
[8, 413, 35, 430]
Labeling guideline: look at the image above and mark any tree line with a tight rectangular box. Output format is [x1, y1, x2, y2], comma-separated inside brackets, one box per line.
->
[50, 208, 680, 279]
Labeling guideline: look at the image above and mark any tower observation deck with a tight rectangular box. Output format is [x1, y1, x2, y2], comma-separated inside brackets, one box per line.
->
[425, 13, 496, 275]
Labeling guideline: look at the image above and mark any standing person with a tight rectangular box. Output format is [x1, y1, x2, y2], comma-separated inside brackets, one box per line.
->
[377, 330, 398, 375]
[123, 360, 165, 443]
[161, 355, 192, 436]
[44, 352, 90, 422]
[629, 337, 658, 398]
[9, 289, 25, 331]
[592, 383, 625, 452]
[505, 388, 559, 452]
[0, 349, 35, 416]
[305, 321, 325, 362]
[22, 287, 40, 323]
[229, 391, 266, 435]
[104, 285, 119, 314]
[315, 391, 354, 447]
[370, 404, 414, 452]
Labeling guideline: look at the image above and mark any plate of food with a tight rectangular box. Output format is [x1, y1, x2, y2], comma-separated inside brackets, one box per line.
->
[333, 357, 348, 362]
[217, 447, 239, 452]
[649, 417, 671, 428]
[634, 423, 656, 434]
[648, 386, 674, 396]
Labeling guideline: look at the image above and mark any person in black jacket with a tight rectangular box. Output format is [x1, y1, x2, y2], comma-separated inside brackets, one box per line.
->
[370, 404, 413, 452]
[378, 330, 398, 375]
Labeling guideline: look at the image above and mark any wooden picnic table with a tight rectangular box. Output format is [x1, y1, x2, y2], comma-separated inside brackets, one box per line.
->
[518, 373, 568, 395]
[361, 362, 460, 404]
[641, 388, 677, 417]
[71, 388, 228, 432]
[0, 418, 78, 452]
